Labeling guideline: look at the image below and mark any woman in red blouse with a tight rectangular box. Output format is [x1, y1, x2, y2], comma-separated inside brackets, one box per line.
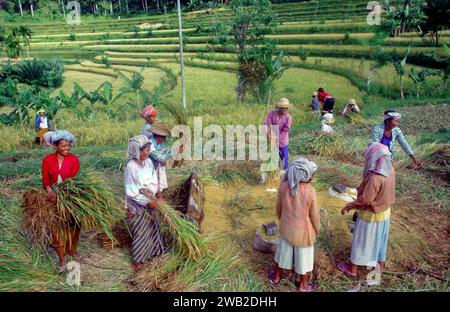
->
[41, 130, 80, 271]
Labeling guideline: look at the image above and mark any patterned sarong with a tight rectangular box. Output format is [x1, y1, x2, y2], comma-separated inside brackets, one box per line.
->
[128, 202, 164, 263]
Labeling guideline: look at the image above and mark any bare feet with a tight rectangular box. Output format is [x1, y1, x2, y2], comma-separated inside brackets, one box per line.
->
[338, 262, 357, 277]
[298, 282, 317, 292]
[132, 262, 143, 271]
[56, 261, 66, 273]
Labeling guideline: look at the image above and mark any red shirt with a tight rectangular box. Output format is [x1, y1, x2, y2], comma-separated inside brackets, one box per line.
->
[42, 153, 80, 188]
[318, 91, 333, 103]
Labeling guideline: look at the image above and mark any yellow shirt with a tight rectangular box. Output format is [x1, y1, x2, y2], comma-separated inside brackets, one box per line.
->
[359, 208, 391, 222]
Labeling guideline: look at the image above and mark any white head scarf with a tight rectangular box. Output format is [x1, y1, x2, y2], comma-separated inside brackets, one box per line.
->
[363, 143, 393, 177]
[282, 156, 318, 196]
[384, 111, 401, 121]
[127, 135, 151, 160]
[321, 113, 335, 125]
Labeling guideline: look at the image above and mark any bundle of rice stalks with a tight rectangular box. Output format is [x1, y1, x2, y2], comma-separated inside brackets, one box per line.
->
[132, 245, 240, 292]
[164, 102, 188, 126]
[55, 171, 126, 242]
[0, 245, 58, 291]
[97, 220, 132, 250]
[212, 161, 261, 185]
[397, 143, 450, 181]
[291, 132, 348, 159]
[21, 188, 60, 247]
[343, 113, 368, 125]
[156, 202, 206, 260]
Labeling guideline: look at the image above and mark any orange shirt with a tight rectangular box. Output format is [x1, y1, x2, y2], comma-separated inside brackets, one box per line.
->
[276, 181, 320, 247]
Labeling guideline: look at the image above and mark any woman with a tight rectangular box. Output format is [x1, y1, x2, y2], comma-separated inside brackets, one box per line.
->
[339, 99, 360, 116]
[264, 98, 292, 171]
[35, 109, 51, 147]
[125, 135, 164, 271]
[140, 104, 158, 140]
[268, 157, 320, 292]
[310, 91, 321, 118]
[149, 123, 174, 199]
[371, 110, 422, 168]
[317, 88, 335, 114]
[41, 130, 80, 271]
[339, 143, 395, 276]
[320, 113, 335, 134]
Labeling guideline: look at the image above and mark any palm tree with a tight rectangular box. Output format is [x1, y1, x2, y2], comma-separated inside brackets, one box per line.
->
[18, 0, 24, 16]
[28, 0, 35, 17]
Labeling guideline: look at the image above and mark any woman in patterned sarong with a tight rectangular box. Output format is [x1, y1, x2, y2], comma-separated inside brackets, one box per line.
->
[124, 135, 164, 271]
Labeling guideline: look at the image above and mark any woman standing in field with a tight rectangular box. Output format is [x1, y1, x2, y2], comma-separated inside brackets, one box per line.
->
[149, 124, 173, 199]
[140, 104, 158, 139]
[35, 109, 51, 147]
[339, 143, 395, 276]
[371, 110, 422, 168]
[268, 157, 320, 292]
[264, 98, 292, 171]
[41, 130, 80, 272]
[124, 135, 164, 271]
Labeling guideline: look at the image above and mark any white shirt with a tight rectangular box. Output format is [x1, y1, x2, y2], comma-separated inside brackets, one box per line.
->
[320, 123, 334, 134]
[39, 116, 48, 129]
[124, 158, 158, 207]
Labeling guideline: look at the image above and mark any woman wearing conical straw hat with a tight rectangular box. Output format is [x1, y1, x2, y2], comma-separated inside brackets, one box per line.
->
[124, 135, 164, 271]
[41, 130, 80, 272]
[264, 98, 292, 171]
[339, 99, 360, 116]
[35, 109, 51, 147]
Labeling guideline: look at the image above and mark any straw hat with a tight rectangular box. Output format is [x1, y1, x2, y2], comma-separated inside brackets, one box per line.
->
[150, 123, 171, 137]
[312, 91, 318, 96]
[276, 98, 290, 109]
[36, 108, 45, 115]
[349, 99, 357, 105]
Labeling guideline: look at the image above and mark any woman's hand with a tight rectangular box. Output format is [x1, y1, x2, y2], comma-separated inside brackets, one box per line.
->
[46, 186, 56, 201]
[156, 191, 163, 200]
[127, 207, 133, 219]
[148, 198, 158, 209]
[341, 204, 352, 215]
[411, 157, 423, 170]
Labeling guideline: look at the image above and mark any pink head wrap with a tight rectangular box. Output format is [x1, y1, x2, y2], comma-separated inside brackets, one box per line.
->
[140, 105, 158, 119]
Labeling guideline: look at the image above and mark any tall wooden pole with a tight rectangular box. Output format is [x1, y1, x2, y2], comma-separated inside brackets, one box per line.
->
[176, 0, 186, 111]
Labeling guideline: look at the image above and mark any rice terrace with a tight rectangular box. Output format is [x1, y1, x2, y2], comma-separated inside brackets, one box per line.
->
[0, 0, 449, 294]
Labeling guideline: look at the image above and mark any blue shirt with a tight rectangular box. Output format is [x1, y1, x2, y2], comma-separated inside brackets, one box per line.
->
[371, 124, 414, 158]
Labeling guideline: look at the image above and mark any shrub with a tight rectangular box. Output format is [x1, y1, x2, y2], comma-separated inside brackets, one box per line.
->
[15, 58, 65, 88]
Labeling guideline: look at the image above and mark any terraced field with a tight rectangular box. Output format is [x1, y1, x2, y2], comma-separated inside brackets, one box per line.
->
[0, 0, 449, 293]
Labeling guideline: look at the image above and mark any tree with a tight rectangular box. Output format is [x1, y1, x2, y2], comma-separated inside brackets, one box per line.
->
[382, 0, 425, 37]
[27, 0, 34, 17]
[223, 0, 276, 102]
[420, 0, 450, 46]
[392, 46, 411, 99]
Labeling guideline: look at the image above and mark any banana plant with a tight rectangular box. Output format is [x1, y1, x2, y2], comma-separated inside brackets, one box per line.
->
[409, 68, 440, 98]
[257, 50, 287, 104]
[392, 46, 411, 99]
[114, 70, 146, 111]
[0, 78, 34, 125]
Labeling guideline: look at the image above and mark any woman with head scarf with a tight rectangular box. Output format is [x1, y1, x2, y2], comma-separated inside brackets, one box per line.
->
[268, 157, 320, 292]
[140, 104, 158, 139]
[371, 110, 422, 168]
[124, 135, 164, 271]
[320, 113, 334, 134]
[264, 98, 292, 171]
[41, 130, 80, 271]
[339, 143, 396, 276]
